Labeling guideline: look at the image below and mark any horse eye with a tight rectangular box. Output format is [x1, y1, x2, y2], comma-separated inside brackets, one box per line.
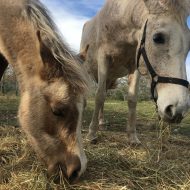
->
[153, 33, 165, 44]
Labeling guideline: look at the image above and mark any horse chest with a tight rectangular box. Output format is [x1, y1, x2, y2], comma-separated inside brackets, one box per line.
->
[106, 45, 136, 78]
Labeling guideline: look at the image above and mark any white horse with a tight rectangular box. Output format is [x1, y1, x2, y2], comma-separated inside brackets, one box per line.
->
[80, 0, 190, 143]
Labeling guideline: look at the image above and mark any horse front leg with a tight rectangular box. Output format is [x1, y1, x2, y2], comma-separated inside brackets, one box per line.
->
[98, 104, 105, 125]
[98, 103, 107, 130]
[86, 50, 108, 142]
[127, 69, 141, 144]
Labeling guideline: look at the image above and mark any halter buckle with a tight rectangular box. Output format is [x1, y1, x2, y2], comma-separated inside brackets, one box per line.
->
[152, 75, 158, 83]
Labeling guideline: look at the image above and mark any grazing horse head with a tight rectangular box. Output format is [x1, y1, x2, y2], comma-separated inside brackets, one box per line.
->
[137, 0, 190, 123]
[0, 0, 88, 183]
[20, 76, 87, 183]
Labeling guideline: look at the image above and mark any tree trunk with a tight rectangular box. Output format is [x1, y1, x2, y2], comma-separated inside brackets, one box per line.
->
[0, 75, 5, 95]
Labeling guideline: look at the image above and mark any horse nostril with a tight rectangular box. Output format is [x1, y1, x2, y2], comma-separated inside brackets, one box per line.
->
[66, 156, 81, 183]
[164, 105, 183, 123]
[47, 156, 82, 184]
[165, 105, 174, 119]
[68, 166, 81, 182]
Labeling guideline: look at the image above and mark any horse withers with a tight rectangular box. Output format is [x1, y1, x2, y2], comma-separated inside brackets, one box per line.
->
[80, 0, 190, 143]
[0, 0, 88, 183]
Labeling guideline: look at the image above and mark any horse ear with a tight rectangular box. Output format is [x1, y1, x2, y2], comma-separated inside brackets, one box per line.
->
[36, 30, 60, 80]
[78, 44, 89, 62]
[37, 30, 55, 67]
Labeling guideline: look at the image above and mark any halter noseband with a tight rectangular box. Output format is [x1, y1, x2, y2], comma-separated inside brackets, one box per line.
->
[136, 20, 190, 103]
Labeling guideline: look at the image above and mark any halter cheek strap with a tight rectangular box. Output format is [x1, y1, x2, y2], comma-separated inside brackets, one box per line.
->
[136, 20, 190, 103]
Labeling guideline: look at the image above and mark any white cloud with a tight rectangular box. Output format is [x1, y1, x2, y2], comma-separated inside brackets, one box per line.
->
[41, 0, 90, 52]
[54, 13, 89, 52]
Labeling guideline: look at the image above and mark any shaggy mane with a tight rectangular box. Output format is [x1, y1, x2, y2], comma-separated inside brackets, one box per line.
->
[24, 0, 88, 94]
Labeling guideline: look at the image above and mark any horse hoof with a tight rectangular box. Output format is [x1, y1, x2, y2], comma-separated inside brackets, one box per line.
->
[86, 138, 98, 144]
[129, 140, 141, 146]
[86, 133, 98, 144]
[90, 138, 98, 144]
[127, 135, 141, 145]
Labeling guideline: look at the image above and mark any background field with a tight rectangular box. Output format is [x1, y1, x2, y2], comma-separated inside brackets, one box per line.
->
[0, 95, 190, 190]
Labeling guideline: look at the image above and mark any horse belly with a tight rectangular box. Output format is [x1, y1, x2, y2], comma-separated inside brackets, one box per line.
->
[108, 52, 135, 79]
[109, 65, 128, 79]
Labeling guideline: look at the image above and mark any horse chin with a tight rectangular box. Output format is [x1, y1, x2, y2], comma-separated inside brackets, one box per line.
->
[47, 160, 82, 184]
[158, 110, 184, 124]
[156, 86, 189, 124]
[161, 115, 183, 124]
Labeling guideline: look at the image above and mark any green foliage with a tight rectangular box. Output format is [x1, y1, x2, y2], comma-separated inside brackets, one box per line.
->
[107, 90, 124, 101]
[0, 95, 19, 126]
[0, 66, 18, 96]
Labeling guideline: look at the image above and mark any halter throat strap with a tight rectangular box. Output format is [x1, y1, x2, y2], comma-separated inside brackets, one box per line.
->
[136, 20, 189, 102]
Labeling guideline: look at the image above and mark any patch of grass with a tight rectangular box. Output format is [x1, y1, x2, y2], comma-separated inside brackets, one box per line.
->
[0, 96, 190, 190]
[0, 95, 19, 126]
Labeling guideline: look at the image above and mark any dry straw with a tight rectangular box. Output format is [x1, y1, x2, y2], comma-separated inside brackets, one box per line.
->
[1, 101, 190, 190]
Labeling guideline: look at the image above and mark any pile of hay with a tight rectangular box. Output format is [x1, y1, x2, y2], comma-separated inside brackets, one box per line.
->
[0, 100, 190, 190]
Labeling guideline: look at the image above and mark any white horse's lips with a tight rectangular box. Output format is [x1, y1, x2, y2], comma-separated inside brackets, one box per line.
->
[159, 111, 183, 124]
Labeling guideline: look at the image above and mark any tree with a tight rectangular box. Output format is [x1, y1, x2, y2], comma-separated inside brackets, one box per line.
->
[0, 65, 18, 95]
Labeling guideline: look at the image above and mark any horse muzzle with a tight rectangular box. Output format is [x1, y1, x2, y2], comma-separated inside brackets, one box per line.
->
[158, 104, 187, 124]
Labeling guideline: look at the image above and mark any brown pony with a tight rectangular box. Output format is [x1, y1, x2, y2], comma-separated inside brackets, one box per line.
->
[0, 0, 88, 183]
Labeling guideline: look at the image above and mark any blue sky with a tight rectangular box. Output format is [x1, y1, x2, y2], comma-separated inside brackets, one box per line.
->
[41, 0, 104, 51]
[41, 0, 190, 81]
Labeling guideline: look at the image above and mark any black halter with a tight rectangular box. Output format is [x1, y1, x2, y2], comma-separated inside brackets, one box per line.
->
[137, 20, 190, 103]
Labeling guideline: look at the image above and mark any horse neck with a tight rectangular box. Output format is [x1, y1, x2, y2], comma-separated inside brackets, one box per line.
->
[10, 57, 42, 94]
[98, 0, 148, 45]
[11, 66, 31, 94]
